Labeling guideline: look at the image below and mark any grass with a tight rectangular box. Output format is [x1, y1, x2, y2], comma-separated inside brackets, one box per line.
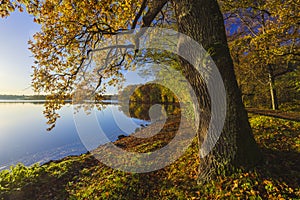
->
[0, 114, 299, 199]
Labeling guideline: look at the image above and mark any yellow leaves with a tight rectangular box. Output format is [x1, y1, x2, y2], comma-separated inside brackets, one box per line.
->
[64, 2, 72, 11]
[232, 179, 239, 189]
[2, 0, 143, 127]
[0, 0, 16, 17]
[263, 179, 272, 185]
[226, 0, 299, 70]
[249, 189, 257, 196]
[33, 17, 40, 23]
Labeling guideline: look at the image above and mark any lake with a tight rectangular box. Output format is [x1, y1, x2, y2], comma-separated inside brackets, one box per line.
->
[0, 101, 149, 170]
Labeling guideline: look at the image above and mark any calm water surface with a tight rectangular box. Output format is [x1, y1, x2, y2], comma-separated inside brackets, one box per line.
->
[0, 102, 149, 170]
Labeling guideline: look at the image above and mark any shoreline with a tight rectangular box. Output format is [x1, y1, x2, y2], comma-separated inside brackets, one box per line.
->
[0, 113, 183, 171]
[0, 113, 299, 199]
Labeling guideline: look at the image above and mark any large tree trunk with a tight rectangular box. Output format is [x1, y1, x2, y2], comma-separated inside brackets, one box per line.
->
[173, 0, 263, 183]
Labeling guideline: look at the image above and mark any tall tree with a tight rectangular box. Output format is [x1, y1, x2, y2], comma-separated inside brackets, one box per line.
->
[221, 0, 300, 110]
[173, 0, 261, 182]
[1, 0, 262, 181]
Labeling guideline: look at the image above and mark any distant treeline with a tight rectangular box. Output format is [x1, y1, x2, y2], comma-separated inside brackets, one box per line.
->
[0, 94, 116, 101]
[0, 95, 46, 100]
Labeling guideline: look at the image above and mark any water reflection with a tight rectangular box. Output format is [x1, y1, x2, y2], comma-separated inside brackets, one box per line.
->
[119, 101, 180, 120]
[0, 102, 149, 170]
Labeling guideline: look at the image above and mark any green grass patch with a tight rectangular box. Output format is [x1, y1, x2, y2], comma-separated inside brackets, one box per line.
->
[1, 114, 299, 199]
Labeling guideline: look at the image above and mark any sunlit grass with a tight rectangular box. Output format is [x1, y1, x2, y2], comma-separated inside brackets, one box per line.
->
[1, 114, 299, 199]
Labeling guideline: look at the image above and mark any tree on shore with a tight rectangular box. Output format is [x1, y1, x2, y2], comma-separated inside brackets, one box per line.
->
[221, 0, 299, 110]
[1, 0, 262, 182]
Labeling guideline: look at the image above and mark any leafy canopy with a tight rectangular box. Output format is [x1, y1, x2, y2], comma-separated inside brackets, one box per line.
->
[1, 0, 156, 129]
[221, 0, 300, 106]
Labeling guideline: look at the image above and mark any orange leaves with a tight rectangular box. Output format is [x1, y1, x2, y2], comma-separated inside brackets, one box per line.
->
[0, 0, 17, 17]
[2, 0, 141, 128]
[1, 0, 146, 129]
[2, 0, 144, 99]
[224, 0, 299, 108]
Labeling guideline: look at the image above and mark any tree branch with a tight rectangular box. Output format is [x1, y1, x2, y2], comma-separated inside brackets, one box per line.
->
[133, 0, 169, 55]
[142, 0, 169, 27]
[131, 0, 148, 29]
[274, 62, 297, 78]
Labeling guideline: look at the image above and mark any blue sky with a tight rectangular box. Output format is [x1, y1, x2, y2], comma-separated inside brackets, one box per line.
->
[0, 11, 40, 95]
[0, 11, 151, 95]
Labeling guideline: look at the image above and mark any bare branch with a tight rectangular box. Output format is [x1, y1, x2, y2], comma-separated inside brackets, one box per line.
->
[92, 44, 135, 53]
[274, 62, 298, 78]
[236, 13, 258, 37]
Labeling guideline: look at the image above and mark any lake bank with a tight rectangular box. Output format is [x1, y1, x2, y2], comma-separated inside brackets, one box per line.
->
[0, 103, 150, 171]
[0, 113, 299, 199]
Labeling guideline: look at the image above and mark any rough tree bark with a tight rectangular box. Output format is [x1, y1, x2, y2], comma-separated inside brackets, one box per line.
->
[172, 0, 263, 183]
